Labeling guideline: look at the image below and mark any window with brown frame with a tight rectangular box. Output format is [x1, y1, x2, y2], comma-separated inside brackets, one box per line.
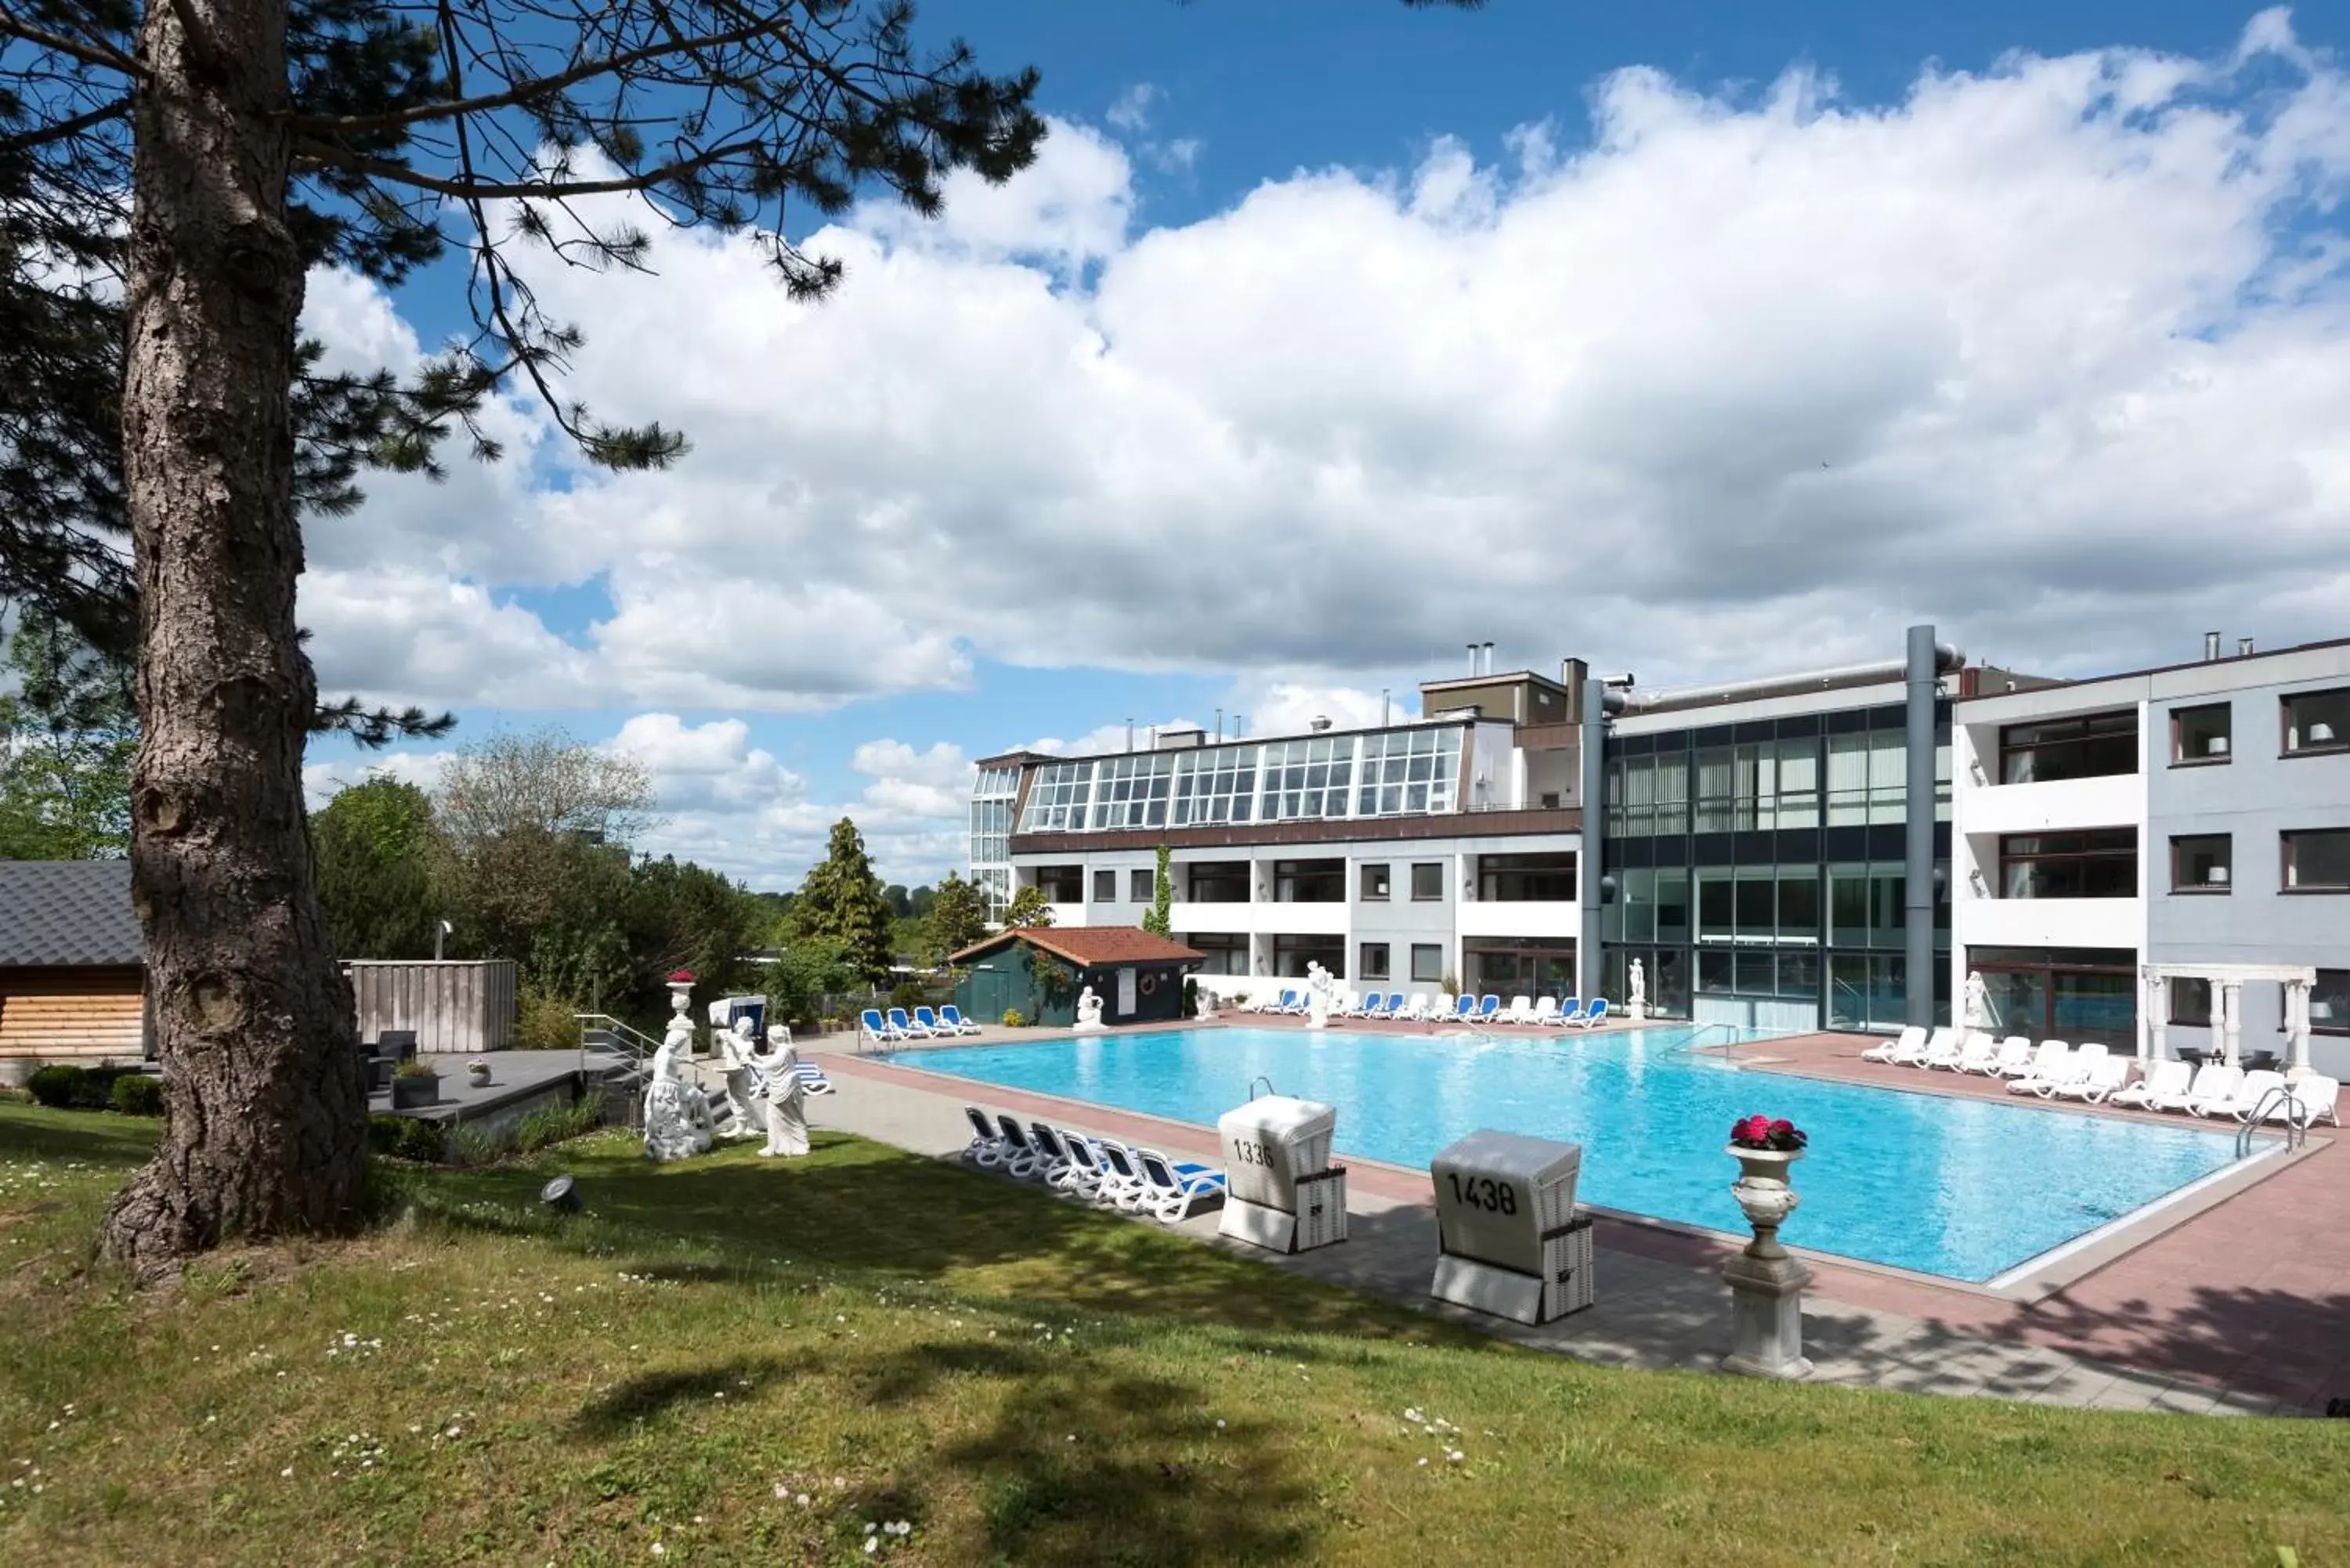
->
[1998, 710, 2137, 784]
[2169, 834, 2232, 893]
[2169, 703, 2232, 765]
[1999, 829, 2137, 898]
[2282, 688, 2350, 757]
[2281, 829, 2350, 891]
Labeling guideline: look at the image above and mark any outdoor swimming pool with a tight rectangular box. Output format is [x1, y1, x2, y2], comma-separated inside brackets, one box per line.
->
[886, 1024, 2264, 1283]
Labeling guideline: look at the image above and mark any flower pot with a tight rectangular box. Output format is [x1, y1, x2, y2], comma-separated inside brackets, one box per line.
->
[468, 1066, 493, 1088]
[391, 1073, 441, 1110]
[1726, 1144, 1803, 1259]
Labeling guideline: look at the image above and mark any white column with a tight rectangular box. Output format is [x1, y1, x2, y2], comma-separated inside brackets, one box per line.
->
[2220, 979, 2243, 1067]
[2289, 978, 2312, 1075]
[2145, 972, 2166, 1065]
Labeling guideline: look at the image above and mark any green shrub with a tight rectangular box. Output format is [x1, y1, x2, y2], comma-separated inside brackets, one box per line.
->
[512, 988, 580, 1053]
[109, 1075, 165, 1116]
[514, 1094, 607, 1154]
[1183, 977, 1199, 1018]
[27, 1065, 85, 1108]
[367, 1113, 446, 1163]
[1000, 1008, 1025, 1028]
[444, 1125, 501, 1169]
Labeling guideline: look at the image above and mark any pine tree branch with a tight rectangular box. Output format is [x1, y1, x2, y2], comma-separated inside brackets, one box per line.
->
[283, 14, 790, 135]
[289, 136, 765, 200]
[0, 92, 130, 152]
[0, 12, 145, 78]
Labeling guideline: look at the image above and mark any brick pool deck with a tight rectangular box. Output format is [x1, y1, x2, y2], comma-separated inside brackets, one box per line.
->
[801, 1014, 2347, 1415]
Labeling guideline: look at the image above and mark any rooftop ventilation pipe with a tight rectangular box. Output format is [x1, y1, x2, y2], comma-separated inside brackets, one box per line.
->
[1310, 715, 1332, 732]
[2239, 637, 2255, 658]
[1381, 688, 1391, 725]
[2205, 631, 2222, 661]
[1481, 641, 1496, 675]
[1466, 641, 1479, 677]
[1616, 645, 1963, 714]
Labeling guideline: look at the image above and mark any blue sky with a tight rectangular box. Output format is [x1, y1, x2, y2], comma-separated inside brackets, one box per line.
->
[299, 3, 2350, 889]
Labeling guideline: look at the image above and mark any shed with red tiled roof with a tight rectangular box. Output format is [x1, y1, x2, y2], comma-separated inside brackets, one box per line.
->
[949, 926, 1205, 1028]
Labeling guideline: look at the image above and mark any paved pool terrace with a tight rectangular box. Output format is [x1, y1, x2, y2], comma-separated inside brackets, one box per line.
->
[803, 1015, 2347, 1416]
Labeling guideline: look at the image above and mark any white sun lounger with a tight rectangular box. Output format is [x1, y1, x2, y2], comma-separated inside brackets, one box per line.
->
[963, 1105, 1013, 1169]
[1133, 1147, 1228, 1223]
[2218, 1069, 2288, 1123]
[1860, 1025, 1925, 1064]
[2108, 1058, 2192, 1111]
[2006, 1041, 2075, 1095]
[1502, 995, 1536, 1025]
[1922, 1029, 1970, 1070]
[2280, 1074, 2341, 1128]
[2182, 1063, 2245, 1118]
[2059, 1052, 2131, 1104]
[1952, 1032, 2000, 1074]
[1983, 1036, 2034, 1077]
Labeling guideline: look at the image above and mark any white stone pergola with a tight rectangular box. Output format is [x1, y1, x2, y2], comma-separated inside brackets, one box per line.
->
[2141, 963, 2319, 1075]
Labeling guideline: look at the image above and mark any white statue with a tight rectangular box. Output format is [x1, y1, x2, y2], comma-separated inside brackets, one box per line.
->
[642, 1013, 714, 1162]
[1964, 969, 1990, 1031]
[711, 1017, 761, 1139]
[1072, 985, 1105, 1031]
[1628, 958, 1648, 1021]
[1304, 960, 1335, 1030]
[750, 1026, 809, 1158]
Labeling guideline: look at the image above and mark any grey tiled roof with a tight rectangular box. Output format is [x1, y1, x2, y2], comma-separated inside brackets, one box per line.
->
[0, 860, 143, 967]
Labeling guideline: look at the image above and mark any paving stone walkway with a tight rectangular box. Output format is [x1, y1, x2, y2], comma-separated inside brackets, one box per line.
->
[804, 1046, 2310, 1417]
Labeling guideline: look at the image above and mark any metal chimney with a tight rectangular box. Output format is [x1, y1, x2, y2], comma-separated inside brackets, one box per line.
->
[2238, 637, 2255, 658]
[1466, 642, 1479, 676]
[1381, 688, 1391, 725]
[1125, 718, 1134, 753]
[1481, 641, 1495, 675]
[1214, 707, 1224, 742]
[2204, 631, 2222, 662]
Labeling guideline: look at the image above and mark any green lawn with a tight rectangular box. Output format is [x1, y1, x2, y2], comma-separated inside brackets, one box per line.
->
[0, 1101, 2344, 1566]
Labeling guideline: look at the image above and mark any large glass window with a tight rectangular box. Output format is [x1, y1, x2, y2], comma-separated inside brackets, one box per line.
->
[1019, 761, 1095, 831]
[2282, 688, 2350, 756]
[1170, 746, 1259, 826]
[1477, 853, 1576, 901]
[1696, 869, 1733, 943]
[1033, 865, 1083, 901]
[1360, 863, 1390, 901]
[1359, 942, 1391, 981]
[1694, 747, 1736, 833]
[1271, 935, 1344, 978]
[1093, 869, 1116, 903]
[1968, 946, 2137, 1047]
[2313, 969, 2348, 1035]
[2168, 977, 2212, 1026]
[1411, 862, 1444, 901]
[2282, 829, 2350, 891]
[1183, 932, 1248, 975]
[1257, 736, 1356, 822]
[1656, 868, 1690, 945]
[2170, 834, 2231, 893]
[1188, 861, 1249, 901]
[1272, 858, 1344, 903]
[2171, 703, 2232, 765]
[1776, 739, 1820, 829]
[1088, 753, 1173, 829]
[1130, 868, 1155, 903]
[1607, 753, 1690, 839]
[1466, 938, 1577, 999]
[1356, 727, 1463, 816]
[1410, 944, 1444, 984]
[2000, 829, 2138, 898]
[1778, 869, 1821, 941]
[1999, 710, 2138, 783]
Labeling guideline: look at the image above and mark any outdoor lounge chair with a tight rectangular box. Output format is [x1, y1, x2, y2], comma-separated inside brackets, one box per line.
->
[1504, 995, 1536, 1026]
[1090, 1140, 1155, 1212]
[1387, 993, 1420, 1021]
[887, 1006, 930, 1039]
[1980, 1036, 2034, 1077]
[936, 1005, 984, 1036]
[2005, 1041, 2075, 1094]
[2219, 1069, 2288, 1123]
[1531, 996, 1559, 1026]
[2282, 1075, 2341, 1128]
[1474, 995, 1502, 1023]
[1449, 995, 1477, 1023]
[913, 1006, 950, 1035]
[1552, 997, 1587, 1027]
[793, 1062, 835, 1096]
[859, 1008, 905, 1046]
[1026, 1122, 1096, 1195]
[1901, 1027, 1953, 1068]
[1577, 998, 1611, 1030]
[1922, 1029, 1971, 1070]
[1380, 991, 1403, 1017]
[2059, 1051, 2131, 1104]
[2178, 1062, 2243, 1118]
[1354, 992, 1388, 1020]
[1952, 1032, 1999, 1074]
[963, 1106, 1012, 1169]
[1133, 1148, 1228, 1224]
[1276, 989, 1310, 1016]
[2108, 1058, 2192, 1111]
[992, 1114, 1047, 1180]
[1860, 1025, 1926, 1064]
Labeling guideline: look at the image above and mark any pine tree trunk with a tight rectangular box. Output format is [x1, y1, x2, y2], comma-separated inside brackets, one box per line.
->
[99, 0, 366, 1275]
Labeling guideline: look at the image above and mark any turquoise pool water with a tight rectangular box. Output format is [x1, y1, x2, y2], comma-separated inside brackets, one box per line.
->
[885, 1024, 2260, 1282]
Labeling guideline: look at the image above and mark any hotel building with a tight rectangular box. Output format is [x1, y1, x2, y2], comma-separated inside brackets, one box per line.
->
[968, 627, 2349, 1064]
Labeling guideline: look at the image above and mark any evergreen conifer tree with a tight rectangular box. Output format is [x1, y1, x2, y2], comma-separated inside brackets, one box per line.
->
[927, 870, 989, 959]
[793, 818, 898, 985]
[1142, 845, 1173, 938]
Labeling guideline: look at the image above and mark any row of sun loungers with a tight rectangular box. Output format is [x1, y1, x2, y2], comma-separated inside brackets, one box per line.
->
[860, 1005, 985, 1045]
[961, 1105, 1227, 1223]
[1238, 990, 1612, 1029]
[1860, 1025, 2341, 1128]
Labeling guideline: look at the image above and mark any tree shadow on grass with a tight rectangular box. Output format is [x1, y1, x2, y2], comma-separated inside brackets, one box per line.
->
[0, 1104, 161, 1167]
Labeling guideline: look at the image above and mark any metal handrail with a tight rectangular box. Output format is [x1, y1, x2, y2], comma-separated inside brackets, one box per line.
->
[575, 1012, 662, 1062]
[1675, 1021, 1746, 1057]
[2237, 1086, 2308, 1157]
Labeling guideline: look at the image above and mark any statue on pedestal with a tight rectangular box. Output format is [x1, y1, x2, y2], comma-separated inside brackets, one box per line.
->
[712, 1017, 761, 1139]
[750, 1026, 809, 1158]
[1628, 959, 1648, 1022]
[1072, 985, 1105, 1031]
[1964, 970, 1990, 1032]
[1304, 960, 1335, 1030]
[643, 1014, 714, 1162]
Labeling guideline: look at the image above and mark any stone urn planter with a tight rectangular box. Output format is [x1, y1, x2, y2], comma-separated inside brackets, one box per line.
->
[1726, 1145, 1803, 1259]
[390, 1070, 441, 1110]
[467, 1061, 493, 1089]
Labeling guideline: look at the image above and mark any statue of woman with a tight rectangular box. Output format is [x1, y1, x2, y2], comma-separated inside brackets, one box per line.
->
[751, 1026, 809, 1158]
[642, 1014, 714, 1162]
[712, 1016, 761, 1139]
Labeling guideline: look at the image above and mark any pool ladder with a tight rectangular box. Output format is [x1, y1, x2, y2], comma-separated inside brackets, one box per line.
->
[1675, 1023, 1747, 1058]
[2236, 1086, 2310, 1157]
